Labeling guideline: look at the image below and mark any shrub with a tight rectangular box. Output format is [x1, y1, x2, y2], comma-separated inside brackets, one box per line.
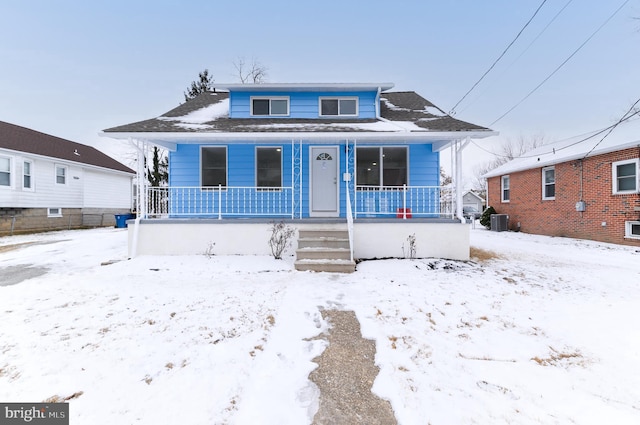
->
[268, 221, 295, 260]
[479, 206, 496, 229]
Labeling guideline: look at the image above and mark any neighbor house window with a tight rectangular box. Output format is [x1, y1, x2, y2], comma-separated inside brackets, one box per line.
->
[23, 160, 33, 190]
[201, 147, 227, 187]
[356, 147, 407, 187]
[48, 208, 62, 217]
[256, 147, 282, 188]
[501, 175, 510, 202]
[626, 221, 640, 240]
[55, 165, 67, 185]
[0, 156, 10, 187]
[542, 166, 555, 200]
[612, 159, 639, 194]
[319, 97, 358, 117]
[251, 97, 289, 116]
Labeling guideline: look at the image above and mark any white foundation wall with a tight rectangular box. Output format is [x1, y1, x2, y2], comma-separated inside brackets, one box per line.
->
[128, 220, 470, 261]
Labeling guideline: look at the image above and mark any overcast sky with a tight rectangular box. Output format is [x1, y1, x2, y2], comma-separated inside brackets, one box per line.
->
[1, 0, 639, 184]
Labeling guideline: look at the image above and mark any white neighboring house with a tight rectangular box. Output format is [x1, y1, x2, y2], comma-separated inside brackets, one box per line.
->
[462, 190, 485, 212]
[0, 120, 135, 235]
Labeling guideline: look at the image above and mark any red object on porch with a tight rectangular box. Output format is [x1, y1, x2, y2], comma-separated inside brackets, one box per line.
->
[396, 208, 412, 218]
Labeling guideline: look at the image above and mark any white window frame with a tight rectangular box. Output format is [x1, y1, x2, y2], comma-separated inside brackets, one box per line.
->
[612, 159, 639, 195]
[319, 97, 359, 117]
[542, 166, 555, 200]
[625, 221, 640, 240]
[255, 146, 283, 189]
[55, 164, 67, 185]
[355, 146, 409, 188]
[47, 208, 62, 217]
[250, 96, 290, 117]
[200, 146, 228, 188]
[0, 155, 12, 188]
[23, 160, 34, 191]
[501, 175, 510, 202]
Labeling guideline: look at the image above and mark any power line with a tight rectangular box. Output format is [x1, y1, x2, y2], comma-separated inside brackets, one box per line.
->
[448, 0, 549, 116]
[489, 0, 631, 127]
[583, 97, 640, 159]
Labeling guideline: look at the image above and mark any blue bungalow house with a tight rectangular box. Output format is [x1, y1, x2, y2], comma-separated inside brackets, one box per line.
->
[102, 82, 496, 271]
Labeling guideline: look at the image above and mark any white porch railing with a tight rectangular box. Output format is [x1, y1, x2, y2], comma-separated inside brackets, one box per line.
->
[354, 185, 454, 218]
[147, 186, 294, 218]
[145, 184, 454, 219]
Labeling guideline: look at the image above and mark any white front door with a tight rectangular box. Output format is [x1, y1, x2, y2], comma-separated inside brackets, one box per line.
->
[310, 146, 339, 217]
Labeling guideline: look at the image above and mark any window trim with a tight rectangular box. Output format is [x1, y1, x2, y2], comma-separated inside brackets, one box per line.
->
[23, 160, 34, 191]
[612, 158, 639, 195]
[355, 146, 409, 188]
[47, 208, 62, 218]
[501, 175, 510, 203]
[625, 221, 640, 240]
[255, 146, 283, 189]
[0, 155, 12, 188]
[200, 146, 228, 188]
[319, 97, 359, 117]
[542, 166, 555, 200]
[55, 164, 67, 185]
[250, 96, 290, 117]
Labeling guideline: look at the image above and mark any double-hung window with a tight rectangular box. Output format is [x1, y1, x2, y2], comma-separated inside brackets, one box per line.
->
[23, 160, 33, 190]
[612, 159, 639, 194]
[256, 147, 282, 188]
[251, 97, 289, 116]
[501, 175, 510, 202]
[542, 166, 555, 200]
[356, 147, 407, 187]
[320, 97, 358, 117]
[0, 156, 10, 187]
[55, 165, 67, 185]
[201, 147, 227, 188]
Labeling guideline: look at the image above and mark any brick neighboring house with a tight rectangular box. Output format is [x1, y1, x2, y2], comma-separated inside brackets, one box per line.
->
[484, 139, 640, 246]
[1, 120, 135, 235]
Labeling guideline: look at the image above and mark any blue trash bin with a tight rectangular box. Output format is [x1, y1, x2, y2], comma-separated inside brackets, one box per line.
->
[114, 213, 135, 228]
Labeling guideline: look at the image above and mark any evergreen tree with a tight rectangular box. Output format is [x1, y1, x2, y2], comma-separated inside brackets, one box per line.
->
[184, 69, 214, 101]
[147, 147, 168, 187]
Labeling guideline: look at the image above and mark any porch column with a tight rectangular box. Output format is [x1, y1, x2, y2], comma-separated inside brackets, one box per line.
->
[454, 137, 471, 221]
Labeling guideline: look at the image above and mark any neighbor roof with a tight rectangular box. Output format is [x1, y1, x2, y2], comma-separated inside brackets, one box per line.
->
[483, 137, 640, 178]
[0, 121, 134, 174]
[102, 90, 492, 135]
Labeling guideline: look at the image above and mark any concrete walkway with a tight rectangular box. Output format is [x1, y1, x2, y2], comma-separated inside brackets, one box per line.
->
[309, 310, 397, 425]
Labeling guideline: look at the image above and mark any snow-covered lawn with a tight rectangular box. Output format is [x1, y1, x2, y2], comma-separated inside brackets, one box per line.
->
[1, 227, 639, 424]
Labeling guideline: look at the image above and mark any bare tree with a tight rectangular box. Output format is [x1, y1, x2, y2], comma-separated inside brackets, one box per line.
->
[233, 57, 268, 83]
[471, 134, 547, 194]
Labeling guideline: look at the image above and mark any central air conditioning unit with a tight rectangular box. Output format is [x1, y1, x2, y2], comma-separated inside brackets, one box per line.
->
[490, 214, 509, 232]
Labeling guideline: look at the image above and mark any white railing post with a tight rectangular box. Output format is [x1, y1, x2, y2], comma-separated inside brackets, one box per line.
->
[403, 184, 407, 219]
[218, 184, 222, 220]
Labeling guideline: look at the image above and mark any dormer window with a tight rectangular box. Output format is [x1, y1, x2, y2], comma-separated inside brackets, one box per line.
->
[320, 97, 358, 117]
[251, 97, 289, 116]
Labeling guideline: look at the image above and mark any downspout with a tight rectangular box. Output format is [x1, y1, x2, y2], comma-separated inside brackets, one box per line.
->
[375, 86, 381, 119]
[455, 137, 471, 222]
[128, 137, 146, 258]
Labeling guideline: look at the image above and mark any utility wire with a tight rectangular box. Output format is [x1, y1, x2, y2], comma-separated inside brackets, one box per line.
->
[489, 0, 631, 127]
[582, 97, 640, 159]
[448, 0, 548, 116]
[458, 0, 574, 115]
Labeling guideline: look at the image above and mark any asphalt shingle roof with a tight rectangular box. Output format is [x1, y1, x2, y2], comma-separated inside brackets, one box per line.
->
[0, 120, 134, 174]
[103, 90, 491, 134]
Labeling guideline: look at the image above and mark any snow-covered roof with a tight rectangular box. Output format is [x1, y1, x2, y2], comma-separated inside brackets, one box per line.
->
[483, 137, 640, 178]
[212, 82, 395, 92]
[102, 90, 495, 140]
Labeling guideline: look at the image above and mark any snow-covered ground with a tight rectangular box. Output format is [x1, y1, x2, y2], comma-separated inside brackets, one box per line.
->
[1, 226, 639, 424]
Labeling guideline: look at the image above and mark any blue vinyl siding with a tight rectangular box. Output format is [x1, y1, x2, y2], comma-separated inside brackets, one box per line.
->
[229, 91, 377, 119]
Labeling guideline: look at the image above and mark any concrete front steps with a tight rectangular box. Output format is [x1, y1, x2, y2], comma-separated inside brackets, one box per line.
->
[295, 228, 356, 273]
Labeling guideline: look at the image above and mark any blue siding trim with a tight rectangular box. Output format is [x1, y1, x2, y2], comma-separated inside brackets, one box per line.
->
[229, 91, 377, 119]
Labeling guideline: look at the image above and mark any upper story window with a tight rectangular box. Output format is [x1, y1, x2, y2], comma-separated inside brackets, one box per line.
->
[201, 146, 227, 187]
[0, 156, 10, 187]
[23, 160, 33, 190]
[320, 97, 358, 117]
[256, 147, 282, 188]
[251, 97, 289, 116]
[501, 175, 510, 202]
[356, 147, 407, 187]
[612, 159, 638, 194]
[55, 165, 67, 185]
[542, 166, 555, 200]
